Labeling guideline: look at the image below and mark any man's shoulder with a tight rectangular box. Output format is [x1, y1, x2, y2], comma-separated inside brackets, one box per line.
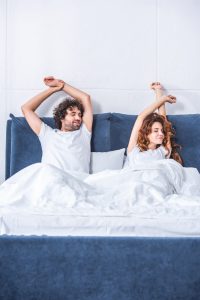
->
[38, 122, 55, 138]
[81, 123, 92, 136]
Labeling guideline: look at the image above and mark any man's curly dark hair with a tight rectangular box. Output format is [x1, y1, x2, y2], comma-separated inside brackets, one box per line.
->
[53, 98, 84, 129]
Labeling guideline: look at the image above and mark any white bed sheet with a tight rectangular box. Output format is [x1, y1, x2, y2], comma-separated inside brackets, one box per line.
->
[1, 213, 200, 237]
[1, 160, 200, 237]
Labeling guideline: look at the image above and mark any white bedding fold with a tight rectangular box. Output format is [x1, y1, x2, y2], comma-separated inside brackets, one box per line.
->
[1, 160, 200, 236]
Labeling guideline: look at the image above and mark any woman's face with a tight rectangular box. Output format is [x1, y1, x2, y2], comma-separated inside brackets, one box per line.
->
[148, 122, 164, 148]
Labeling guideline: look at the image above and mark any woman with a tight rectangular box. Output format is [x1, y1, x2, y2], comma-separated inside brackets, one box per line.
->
[126, 82, 182, 168]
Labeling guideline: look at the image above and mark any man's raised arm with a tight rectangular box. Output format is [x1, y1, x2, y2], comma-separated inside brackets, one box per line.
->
[21, 83, 64, 135]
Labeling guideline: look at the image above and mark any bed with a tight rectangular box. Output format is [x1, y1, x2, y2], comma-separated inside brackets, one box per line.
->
[1, 113, 200, 299]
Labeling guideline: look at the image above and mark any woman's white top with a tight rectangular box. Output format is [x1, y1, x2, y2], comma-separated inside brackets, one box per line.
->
[38, 122, 91, 173]
[126, 145, 169, 168]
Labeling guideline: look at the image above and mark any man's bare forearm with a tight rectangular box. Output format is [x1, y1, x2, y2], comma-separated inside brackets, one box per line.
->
[21, 88, 58, 113]
[62, 82, 92, 118]
[62, 82, 90, 101]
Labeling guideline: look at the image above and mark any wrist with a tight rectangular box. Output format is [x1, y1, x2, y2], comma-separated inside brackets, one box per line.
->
[48, 86, 58, 94]
[61, 82, 66, 90]
[156, 90, 162, 97]
[160, 97, 166, 105]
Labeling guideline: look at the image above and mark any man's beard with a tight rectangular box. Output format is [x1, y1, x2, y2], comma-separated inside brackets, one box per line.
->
[64, 122, 81, 131]
[72, 123, 81, 130]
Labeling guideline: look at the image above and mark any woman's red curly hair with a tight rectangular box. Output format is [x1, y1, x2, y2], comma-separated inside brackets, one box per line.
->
[137, 113, 183, 165]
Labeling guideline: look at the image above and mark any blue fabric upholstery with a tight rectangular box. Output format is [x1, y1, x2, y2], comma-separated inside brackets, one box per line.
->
[110, 113, 137, 151]
[91, 113, 111, 152]
[1, 236, 200, 300]
[5, 113, 200, 178]
[167, 114, 200, 169]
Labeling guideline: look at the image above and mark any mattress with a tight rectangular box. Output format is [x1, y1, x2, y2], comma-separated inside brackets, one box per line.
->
[1, 212, 200, 237]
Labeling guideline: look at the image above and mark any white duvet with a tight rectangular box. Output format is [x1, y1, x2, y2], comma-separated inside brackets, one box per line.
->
[1, 159, 200, 236]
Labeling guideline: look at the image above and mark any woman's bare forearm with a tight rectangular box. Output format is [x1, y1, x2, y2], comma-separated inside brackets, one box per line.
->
[139, 98, 167, 121]
[151, 82, 166, 117]
[157, 89, 166, 117]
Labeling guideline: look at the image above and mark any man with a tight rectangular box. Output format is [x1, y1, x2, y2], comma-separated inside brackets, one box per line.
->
[21, 76, 93, 173]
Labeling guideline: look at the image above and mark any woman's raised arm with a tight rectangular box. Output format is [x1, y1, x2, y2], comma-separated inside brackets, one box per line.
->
[151, 82, 176, 155]
[127, 93, 176, 154]
[150, 82, 166, 117]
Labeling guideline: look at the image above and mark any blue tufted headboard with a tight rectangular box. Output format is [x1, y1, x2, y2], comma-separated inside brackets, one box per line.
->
[5, 113, 200, 179]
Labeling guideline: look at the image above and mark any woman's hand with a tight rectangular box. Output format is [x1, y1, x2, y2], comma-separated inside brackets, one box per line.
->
[150, 82, 162, 90]
[161, 95, 176, 104]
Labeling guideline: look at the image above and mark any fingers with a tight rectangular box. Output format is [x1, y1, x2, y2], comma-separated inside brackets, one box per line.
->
[44, 77, 55, 87]
[150, 82, 156, 89]
[168, 95, 176, 101]
[150, 82, 162, 90]
[58, 79, 65, 84]
[43, 77, 65, 89]
[166, 95, 176, 103]
[56, 81, 65, 90]
[58, 81, 65, 88]
[44, 76, 54, 82]
[43, 76, 65, 89]
[49, 81, 64, 92]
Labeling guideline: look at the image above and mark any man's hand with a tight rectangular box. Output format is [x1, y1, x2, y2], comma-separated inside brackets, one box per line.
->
[44, 76, 65, 91]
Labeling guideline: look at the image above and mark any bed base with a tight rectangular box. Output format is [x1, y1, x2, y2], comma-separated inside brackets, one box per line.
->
[0, 236, 200, 300]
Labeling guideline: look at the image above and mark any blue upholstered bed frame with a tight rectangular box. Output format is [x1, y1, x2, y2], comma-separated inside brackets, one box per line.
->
[1, 113, 200, 300]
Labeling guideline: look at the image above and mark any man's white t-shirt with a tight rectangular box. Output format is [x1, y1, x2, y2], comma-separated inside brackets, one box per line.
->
[38, 122, 91, 173]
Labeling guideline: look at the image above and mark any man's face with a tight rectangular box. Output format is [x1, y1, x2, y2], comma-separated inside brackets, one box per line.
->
[61, 107, 82, 131]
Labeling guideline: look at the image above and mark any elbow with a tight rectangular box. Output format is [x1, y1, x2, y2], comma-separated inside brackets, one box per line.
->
[137, 115, 143, 122]
[84, 94, 91, 102]
[21, 105, 29, 116]
[21, 105, 25, 115]
[80, 94, 91, 105]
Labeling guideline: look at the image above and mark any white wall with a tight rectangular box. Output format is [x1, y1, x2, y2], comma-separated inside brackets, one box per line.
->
[1, 0, 200, 182]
